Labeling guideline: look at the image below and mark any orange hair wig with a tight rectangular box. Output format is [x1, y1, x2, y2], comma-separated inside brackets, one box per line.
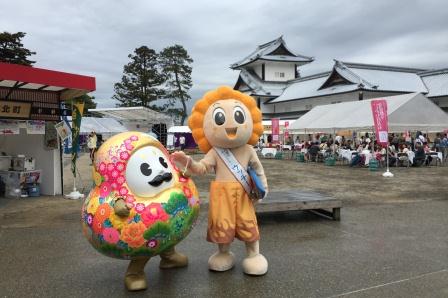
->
[188, 86, 263, 153]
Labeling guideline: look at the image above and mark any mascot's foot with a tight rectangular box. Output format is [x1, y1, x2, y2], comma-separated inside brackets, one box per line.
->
[125, 257, 150, 291]
[208, 251, 235, 272]
[125, 273, 147, 291]
[159, 248, 188, 269]
[242, 253, 268, 276]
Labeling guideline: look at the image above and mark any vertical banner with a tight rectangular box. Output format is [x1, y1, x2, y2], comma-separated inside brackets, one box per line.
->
[71, 102, 84, 177]
[272, 118, 280, 144]
[284, 121, 289, 141]
[370, 100, 388, 146]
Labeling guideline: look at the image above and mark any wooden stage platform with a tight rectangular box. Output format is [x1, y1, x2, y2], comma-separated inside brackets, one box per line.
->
[256, 190, 342, 220]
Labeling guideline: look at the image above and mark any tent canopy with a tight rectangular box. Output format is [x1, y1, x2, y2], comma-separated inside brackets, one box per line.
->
[90, 107, 172, 123]
[68, 117, 127, 135]
[0, 62, 95, 100]
[168, 126, 191, 133]
[289, 93, 448, 133]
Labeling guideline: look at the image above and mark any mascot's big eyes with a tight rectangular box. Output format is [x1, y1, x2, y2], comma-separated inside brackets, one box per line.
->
[159, 157, 168, 168]
[233, 106, 245, 124]
[140, 163, 152, 176]
[213, 108, 226, 126]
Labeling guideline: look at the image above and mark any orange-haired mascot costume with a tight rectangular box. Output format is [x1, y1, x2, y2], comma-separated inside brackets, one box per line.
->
[172, 86, 268, 275]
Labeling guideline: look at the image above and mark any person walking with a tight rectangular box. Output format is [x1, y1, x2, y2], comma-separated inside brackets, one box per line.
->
[179, 134, 186, 151]
[87, 131, 97, 165]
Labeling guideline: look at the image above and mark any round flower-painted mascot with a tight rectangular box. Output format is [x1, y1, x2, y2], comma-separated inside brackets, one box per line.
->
[172, 86, 268, 275]
[82, 132, 200, 291]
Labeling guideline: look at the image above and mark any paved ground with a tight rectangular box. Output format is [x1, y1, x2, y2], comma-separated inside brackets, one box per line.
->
[0, 194, 447, 297]
[1, 153, 446, 297]
[65, 153, 448, 206]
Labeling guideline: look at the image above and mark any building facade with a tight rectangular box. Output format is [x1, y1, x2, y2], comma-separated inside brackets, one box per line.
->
[232, 36, 448, 120]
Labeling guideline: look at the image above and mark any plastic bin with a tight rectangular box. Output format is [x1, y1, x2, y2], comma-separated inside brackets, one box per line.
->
[275, 152, 283, 160]
[369, 159, 379, 171]
[27, 184, 41, 197]
[325, 156, 336, 166]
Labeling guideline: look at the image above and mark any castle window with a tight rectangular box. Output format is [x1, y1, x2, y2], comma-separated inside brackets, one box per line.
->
[275, 72, 285, 78]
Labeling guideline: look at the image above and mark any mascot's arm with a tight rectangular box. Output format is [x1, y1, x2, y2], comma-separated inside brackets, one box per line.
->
[249, 147, 268, 193]
[171, 150, 215, 176]
[114, 197, 130, 217]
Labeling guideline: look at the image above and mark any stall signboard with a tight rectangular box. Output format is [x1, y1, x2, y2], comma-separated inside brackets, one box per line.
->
[0, 100, 31, 119]
[272, 118, 280, 143]
[26, 120, 46, 134]
[55, 120, 71, 141]
[44, 122, 59, 150]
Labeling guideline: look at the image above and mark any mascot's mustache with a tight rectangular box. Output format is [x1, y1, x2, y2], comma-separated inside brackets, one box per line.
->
[148, 172, 172, 187]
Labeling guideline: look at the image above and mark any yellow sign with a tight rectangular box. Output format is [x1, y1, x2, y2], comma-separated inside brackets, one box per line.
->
[0, 100, 32, 119]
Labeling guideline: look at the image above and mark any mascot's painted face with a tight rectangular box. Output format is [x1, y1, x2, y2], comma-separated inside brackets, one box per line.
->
[126, 146, 175, 197]
[203, 99, 254, 149]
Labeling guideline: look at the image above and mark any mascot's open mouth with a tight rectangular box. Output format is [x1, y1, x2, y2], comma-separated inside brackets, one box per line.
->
[148, 172, 172, 187]
[225, 127, 238, 139]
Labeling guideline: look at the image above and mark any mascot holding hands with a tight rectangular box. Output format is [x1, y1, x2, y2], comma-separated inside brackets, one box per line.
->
[172, 86, 268, 275]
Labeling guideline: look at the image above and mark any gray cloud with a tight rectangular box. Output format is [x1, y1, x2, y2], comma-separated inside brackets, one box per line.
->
[2, 0, 447, 108]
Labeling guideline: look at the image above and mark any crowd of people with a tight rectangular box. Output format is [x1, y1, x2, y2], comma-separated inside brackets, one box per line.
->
[264, 131, 448, 167]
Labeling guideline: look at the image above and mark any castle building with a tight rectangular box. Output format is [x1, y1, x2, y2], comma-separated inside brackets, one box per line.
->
[231, 36, 448, 120]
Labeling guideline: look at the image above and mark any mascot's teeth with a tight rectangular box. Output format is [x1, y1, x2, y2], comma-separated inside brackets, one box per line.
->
[225, 127, 238, 138]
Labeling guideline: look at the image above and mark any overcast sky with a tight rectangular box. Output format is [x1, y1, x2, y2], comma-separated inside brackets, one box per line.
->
[2, 0, 448, 109]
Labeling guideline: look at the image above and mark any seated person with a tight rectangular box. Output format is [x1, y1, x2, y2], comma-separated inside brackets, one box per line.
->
[350, 153, 365, 167]
[308, 142, 320, 161]
[423, 142, 433, 165]
[387, 145, 397, 166]
[413, 144, 426, 166]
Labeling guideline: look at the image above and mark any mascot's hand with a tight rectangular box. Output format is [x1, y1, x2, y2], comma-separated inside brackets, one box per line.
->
[171, 151, 189, 169]
[114, 197, 130, 217]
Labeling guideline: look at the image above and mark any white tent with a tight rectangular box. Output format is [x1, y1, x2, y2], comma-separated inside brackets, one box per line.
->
[289, 93, 448, 133]
[90, 107, 173, 133]
[67, 117, 127, 135]
[168, 126, 191, 133]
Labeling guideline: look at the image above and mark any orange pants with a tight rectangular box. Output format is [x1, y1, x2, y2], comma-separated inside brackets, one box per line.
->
[207, 181, 260, 243]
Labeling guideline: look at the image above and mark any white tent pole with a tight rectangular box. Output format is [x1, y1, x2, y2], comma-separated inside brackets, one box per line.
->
[383, 135, 394, 178]
[333, 128, 336, 155]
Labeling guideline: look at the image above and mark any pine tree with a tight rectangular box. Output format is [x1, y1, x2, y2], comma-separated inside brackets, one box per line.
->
[113, 46, 165, 108]
[0, 31, 36, 66]
[67, 94, 97, 115]
[159, 45, 193, 125]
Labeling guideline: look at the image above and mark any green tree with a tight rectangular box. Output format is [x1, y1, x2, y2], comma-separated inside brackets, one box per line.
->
[113, 46, 165, 109]
[67, 94, 97, 115]
[159, 45, 193, 125]
[0, 32, 36, 66]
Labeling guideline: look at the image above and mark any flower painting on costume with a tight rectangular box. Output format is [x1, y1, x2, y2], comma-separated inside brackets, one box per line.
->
[82, 132, 200, 259]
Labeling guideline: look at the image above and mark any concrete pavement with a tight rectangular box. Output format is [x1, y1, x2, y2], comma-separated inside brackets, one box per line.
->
[0, 197, 447, 297]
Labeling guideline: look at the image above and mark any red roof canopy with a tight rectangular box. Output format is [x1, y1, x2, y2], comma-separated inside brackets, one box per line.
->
[0, 62, 96, 100]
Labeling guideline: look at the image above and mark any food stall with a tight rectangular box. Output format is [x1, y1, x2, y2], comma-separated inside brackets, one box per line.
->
[0, 62, 95, 197]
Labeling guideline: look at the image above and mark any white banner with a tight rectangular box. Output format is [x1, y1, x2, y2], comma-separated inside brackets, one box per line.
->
[0, 120, 20, 135]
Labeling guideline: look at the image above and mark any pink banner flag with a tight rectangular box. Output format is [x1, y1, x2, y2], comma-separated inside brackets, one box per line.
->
[371, 100, 389, 146]
[284, 121, 289, 140]
[272, 118, 280, 143]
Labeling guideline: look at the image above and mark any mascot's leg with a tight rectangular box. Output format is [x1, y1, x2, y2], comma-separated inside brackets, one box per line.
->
[208, 243, 235, 272]
[125, 256, 150, 291]
[159, 246, 188, 269]
[242, 240, 268, 276]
